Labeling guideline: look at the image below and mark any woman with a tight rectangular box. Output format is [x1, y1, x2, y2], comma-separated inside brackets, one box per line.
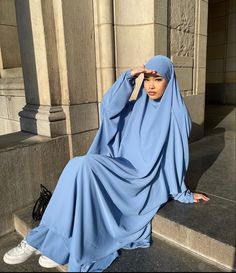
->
[3, 55, 209, 272]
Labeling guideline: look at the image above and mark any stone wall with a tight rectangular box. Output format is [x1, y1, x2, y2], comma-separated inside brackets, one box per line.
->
[169, 0, 195, 96]
[206, 0, 236, 104]
[94, 0, 209, 141]
[0, 0, 21, 71]
[169, 0, 208, 141]
[0, 0, 24, 135]
[0, 70, 25, 135]
[0, 133, 70, 237]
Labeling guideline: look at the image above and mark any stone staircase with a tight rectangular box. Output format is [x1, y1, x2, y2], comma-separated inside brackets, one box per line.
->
[7, 193, 234, 273]
[1, 104, 235, 272]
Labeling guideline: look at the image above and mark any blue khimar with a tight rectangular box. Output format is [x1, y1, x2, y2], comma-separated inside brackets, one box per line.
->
[26, 55, 194, 272]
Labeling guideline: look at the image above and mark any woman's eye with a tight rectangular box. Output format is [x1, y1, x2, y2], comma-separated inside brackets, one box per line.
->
[144, 78, 162, 82]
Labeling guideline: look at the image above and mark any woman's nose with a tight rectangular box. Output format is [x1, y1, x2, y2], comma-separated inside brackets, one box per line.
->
[149, 81, 155, 88]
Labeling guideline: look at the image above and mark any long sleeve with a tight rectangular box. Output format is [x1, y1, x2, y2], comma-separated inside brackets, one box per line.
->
[88, 69, 136, 156]
[169, 189, 194, 203]
[101, 70, 136, 119]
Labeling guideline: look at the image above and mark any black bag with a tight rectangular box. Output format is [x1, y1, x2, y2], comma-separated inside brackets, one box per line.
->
[32, 184, 52, 221]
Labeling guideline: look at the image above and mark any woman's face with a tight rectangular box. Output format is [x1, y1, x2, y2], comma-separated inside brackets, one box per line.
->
[144, 73, 168, 100]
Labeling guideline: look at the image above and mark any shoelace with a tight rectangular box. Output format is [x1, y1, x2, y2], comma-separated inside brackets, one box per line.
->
[18, 241, 27, 249]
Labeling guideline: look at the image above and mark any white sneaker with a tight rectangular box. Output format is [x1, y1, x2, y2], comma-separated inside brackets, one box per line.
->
[3, 239, 40, 264]
[38, 255, 60, 268]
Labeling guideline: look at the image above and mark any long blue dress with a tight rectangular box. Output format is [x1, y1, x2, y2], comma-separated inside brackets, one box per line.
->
[26, 55, 194, 272]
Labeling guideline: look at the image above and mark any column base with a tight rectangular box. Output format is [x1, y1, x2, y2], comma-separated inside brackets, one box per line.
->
[19, 104, 67, 137]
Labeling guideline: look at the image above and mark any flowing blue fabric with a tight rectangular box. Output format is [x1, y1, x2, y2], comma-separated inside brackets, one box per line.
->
[26, 55, 194, 272]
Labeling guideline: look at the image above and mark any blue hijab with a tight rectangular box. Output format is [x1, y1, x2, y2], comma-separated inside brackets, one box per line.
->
[88, 55, 192, 202]
[26, 55, 193, 272]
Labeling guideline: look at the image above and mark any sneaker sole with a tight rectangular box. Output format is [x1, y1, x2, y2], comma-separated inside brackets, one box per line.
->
[38, 256, 60, 268]
[3, 250, 41, 265]
[3, 254, 31, 265]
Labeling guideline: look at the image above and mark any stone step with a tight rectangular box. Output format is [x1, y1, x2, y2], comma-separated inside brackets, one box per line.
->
[151, 105, 236, 271]
[13, 204, 67, 272]
[0, 232, 226, 273]
[12, 204, 232, 272]
[0, 77, 24, 91]
[152, 196, 236, 271]
[105, 234, 226, 272]
[151, 107, 236, 272]
[0, 67, 23, 78]
[0, 205, 225, 272]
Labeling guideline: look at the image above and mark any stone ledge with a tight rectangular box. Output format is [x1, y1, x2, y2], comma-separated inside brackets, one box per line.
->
[0, 67, 23, 78]
[152, 198, 236, 271]
[0, 78, 24, 90]
[0, 89, 25, 96]
[0, 131, 51, 152]
[152, 104, 236, 271]
[0, 133, 70, 237]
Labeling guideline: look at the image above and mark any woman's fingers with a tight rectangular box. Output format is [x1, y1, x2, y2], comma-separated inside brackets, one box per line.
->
[202, 195, 210, 201]
[193, 193, 210, 203]
[193, 193, 210, 202]
[131, 66, 145, 77]
[131, 65, 157, 77]
[144, 67, 156, 74]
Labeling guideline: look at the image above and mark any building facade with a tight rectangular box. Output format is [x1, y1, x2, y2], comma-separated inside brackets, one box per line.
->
[0, 0, 235, 237]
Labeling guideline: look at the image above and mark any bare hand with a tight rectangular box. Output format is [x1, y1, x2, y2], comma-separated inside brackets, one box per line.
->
[193, 193, 210, 203]
[131, 64, 156, 78]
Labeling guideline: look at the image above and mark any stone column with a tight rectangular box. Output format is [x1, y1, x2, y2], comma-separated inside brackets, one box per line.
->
[193, 0, 208, 96]
[15, 0, 66, 137]
[15, 0, 99, 154]
[191, 0, 208, 140]
[53, 0, 98, 156]
[154, 0, 168, 56]
[93, 0, 116, 103]
[114, 0, 157, 99]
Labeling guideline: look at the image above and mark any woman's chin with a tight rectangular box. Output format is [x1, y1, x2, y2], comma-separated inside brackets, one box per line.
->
[148, 95, 162, 100]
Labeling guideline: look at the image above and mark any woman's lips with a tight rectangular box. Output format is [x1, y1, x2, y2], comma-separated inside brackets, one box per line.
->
[148, 92, 157, 96]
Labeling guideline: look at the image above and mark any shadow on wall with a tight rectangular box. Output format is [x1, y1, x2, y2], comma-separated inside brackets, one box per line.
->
[189, 122, 204, 144]
[186, 103, 235, 193]
[204, 104, 235, 134]
[186, 125, 225, 193]
[0, 129, 48, 151]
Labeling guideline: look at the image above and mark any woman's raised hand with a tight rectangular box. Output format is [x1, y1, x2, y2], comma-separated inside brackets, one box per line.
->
[131, 64, 156, 78]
